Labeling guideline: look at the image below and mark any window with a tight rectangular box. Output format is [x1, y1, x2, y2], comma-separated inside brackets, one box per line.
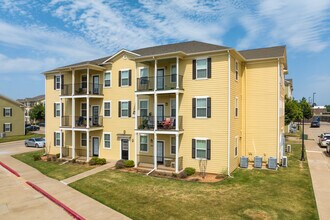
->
[196, 59, 207, 79]
[104, 101, 111, 117]
[140, 135, 148, 152]
[121, 70, 129, 86]
[4, 123, 11, 132]
[235, 60, 239, 81]
[104, 72, 111, 88]
[121, 101, 129, 117]
[235, 97, 239, 118]
[196, 139, 207, 159]
[139, 100, 148, 117]
[55, 75, 61, 90]
[234, 136, 239, 157]
[81, 75, 87, 89]
[104, 133, 111, 149]
[170, 99, 176, 117]
[171, 65, 177, 83]
[54, 132, 61, 146]
[171, 137, 176, 154]
[4, 108, 12, 117]
[196, 98, 207, 118]
[81, 132, 87, 147]
[81, 103, 87, 117]
[54, 103, 61, 117]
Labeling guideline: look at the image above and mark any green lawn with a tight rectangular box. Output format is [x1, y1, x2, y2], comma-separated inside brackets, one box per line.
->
[0, 133, 45, 143]
[70, 142, 318, 220]
[12, 151, 94, 180]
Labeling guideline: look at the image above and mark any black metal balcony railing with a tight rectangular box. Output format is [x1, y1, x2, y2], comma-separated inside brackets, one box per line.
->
[61, 83, 103, 96]
[137, 154, 183, 171]
[137, 116, 182, 130]
[61, 116, 103, 128]
[137, 75, 183, 91]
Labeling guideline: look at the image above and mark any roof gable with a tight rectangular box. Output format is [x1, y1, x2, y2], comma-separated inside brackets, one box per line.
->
[238, 46, 286, 60]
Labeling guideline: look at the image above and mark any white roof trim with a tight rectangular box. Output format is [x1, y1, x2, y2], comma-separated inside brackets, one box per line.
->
[102, 49, 141, 64]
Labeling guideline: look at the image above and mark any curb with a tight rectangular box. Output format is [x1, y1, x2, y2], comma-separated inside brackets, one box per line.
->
[0, 161, 20, 177]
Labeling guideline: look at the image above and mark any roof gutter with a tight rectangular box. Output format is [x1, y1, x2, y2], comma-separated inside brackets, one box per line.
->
[227, 50, 231, 177]
[42, 63, 106, 75]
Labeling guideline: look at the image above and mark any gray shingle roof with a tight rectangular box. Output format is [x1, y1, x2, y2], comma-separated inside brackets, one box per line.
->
[239, 46, 286, 60]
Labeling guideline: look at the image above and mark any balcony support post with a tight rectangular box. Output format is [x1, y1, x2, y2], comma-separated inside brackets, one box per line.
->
[135, 94, 138, 130]
[86, 97, 90, 128]
[176, 56, 179, 89]
[175, 133, 179, 173]
[154, 94, 157, 131]
[59, 129, 63, 159]
[134, 133, 138, 168]
[60, 98, 62, 127]
[154, 133, 157, 170]
[176, 92, 179, 130]
[87, 68, 90, 95]
[72, 70, 75, 96]
[72, 98, 75, 128]
[154, 59, 157, 92]
[72, 130, 75, 159]
[86, 131, 90, 162]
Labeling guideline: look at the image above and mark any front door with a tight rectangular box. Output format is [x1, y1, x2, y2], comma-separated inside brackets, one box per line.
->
[92, 106, 99, 126]
[92, 137, 99, 156]
[157, 69, 164, 90]
[157, 141, 164, 163]
[157, 105, 164, 123]
[93, 75, 100, 94]
[121, 138, 129, 160]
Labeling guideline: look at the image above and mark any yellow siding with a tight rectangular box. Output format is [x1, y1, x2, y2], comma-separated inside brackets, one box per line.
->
[0, 98, 24, 136]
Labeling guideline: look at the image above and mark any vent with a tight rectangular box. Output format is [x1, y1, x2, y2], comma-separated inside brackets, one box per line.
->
[282, 156, 288, 167]
[286, 145, 291, 153]
[240, 156, 248, 168]
[268, 157, 277, 170]
[254, 156, 262, 168]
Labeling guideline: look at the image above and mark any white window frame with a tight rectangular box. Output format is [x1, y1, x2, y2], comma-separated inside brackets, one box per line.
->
[234, 136, 239, 157]
[81, 132, 87, 147]
[55, 75, 61, 90]
[195, 96, 208, 118]
[235, 60, 239, 81]
[170, 136, 176, 155]
[170, 64, 177, 83]
[4, 123, 11, 132]
[170, 98, 176, 117]
[120, 69, 130, 87]
[55, 102, 61, 117]
[139, 67, 149, 78]
[195, 138, 208, 160]
[103, 132, 111, 149]
[103, 101, 111, 118]
[81, 102, 87, 118]
[139, 99, 149, 117]
[196, 58, 208, 79]
[120, 100, 129, 118]
[4, 108, 11, 117]
[139, 134, 148, 153]
[235, 97, 239, 118]
[104, 71, 111, 88]
[55, 131, 61, 147]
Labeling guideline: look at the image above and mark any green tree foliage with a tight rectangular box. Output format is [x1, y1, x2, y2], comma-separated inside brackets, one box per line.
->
[325, 105, 330, 112]
[300, 97, 312, 120]
[29, 104, 45, 121]
[285, 97, 302, 125]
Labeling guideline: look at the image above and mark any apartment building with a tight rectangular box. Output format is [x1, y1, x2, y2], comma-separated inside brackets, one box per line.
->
[43, 41, 287, 174]
[17, 95, 45, 124]
[0, 94, 25, 137]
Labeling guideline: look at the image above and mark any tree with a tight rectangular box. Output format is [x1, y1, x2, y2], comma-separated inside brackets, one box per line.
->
[285, 97, 302, 125]
[29, 104, 45, 122]
[299, 97, 312, 161]
[325, 105, 330, 112]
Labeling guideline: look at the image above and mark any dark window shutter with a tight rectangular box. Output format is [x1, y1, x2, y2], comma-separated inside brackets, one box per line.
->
[128, 101, 131, 117]
[192, 98, 196, 118]
[10, 108, 12, 116]
[61, 75, 64, 89]
[118, 101, 121, 117]
[54, 132, 56, 146]
[3, 124, 5, 132]
[10, 124, 12, 132]
[54, 75, 56, 89]
[128, 70, 132, 86]
[207, 97, 211, 118]
[118, 71, 122, 87]
[61, 103, 63, 116]
[62, 132, 64, 147]
[3, 108, 4, 117]
[192, 139, 196, 158]
[192, 60, 196, 79]
[207, 140, 211, 160]
[207, 58, 211, 78]
[54, 103, 56, 117]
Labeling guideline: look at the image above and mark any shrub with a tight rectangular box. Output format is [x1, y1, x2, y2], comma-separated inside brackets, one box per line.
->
[33, 154, 41, 161]
[56, 153, 60, 158]
[124, 160, 135, 167]
[178, 171, 187, 179]
[115, 159, 125, 169]
[89, 157, 106, 165]
[184, 167, 196, 176]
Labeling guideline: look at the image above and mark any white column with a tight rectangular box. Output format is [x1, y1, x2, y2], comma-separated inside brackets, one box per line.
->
[86, 131, 90, 161]
[134, 133, 138, 168]
[176, 57, 179, 89]
[175, 133, 179, 173]
[154, 94, 157, 130]
[72, 98, 75, 128]
[135, 94, 138, 129]
[154, 133, 157, 170]
[86, 97, 90, 128]
[154, 59, 157, 91]
[60, 98, 62, 127]
[87, 68, 90, 95]
[176, 92, 179, 130]
[72, 130, 75, 159]
[59, 129, 63, 159]
[72, 70, 75, 96]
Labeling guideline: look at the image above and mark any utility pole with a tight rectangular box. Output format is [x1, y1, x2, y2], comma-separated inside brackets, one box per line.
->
[301, 116, 305, 161]
[312, 92, 316, 106]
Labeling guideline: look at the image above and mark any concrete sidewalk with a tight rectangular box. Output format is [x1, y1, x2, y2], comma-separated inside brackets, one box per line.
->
[61, 161, 116, 185]
[0, 156, 129, 220]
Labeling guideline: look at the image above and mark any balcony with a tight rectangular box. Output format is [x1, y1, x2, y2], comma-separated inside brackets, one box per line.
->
[61, 83, 103, 96]
[137, 116, 182, 131]
[136, 75, 183, 92]
[61, 116, 103, 128]
[137, 154, 183, 171]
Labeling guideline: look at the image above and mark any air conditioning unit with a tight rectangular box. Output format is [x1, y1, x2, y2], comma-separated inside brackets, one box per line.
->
[0, 133, 5, 138]
[268, 157, 277, 170]
[254, 156, 262, 168]
[240, 156, 248, 168]
[286, 145, 292, 153]
[282, 156, 288, 167]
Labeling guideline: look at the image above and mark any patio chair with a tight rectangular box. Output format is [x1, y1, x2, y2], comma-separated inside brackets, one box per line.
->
[162, 118, 171, 129]
[147, 117, 154, 129]
[76, 116, 84, 126]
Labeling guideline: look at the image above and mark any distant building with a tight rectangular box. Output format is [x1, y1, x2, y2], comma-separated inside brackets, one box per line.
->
[312, 106, 327, 115]
[17, 95, 45, 124]
[285, 79, 293, 99]
[0, 94, 25, 137]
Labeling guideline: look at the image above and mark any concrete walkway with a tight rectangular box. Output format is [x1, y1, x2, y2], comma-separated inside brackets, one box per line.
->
[61, 161, 116, 185]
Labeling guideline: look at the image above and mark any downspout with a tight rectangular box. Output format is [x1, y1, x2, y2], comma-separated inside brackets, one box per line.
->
[277, 59, 280, 163]
[227, 51, 231, 177]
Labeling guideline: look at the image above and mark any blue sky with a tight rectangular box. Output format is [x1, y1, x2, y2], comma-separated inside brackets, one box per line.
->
[0, 0, 329, 105]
